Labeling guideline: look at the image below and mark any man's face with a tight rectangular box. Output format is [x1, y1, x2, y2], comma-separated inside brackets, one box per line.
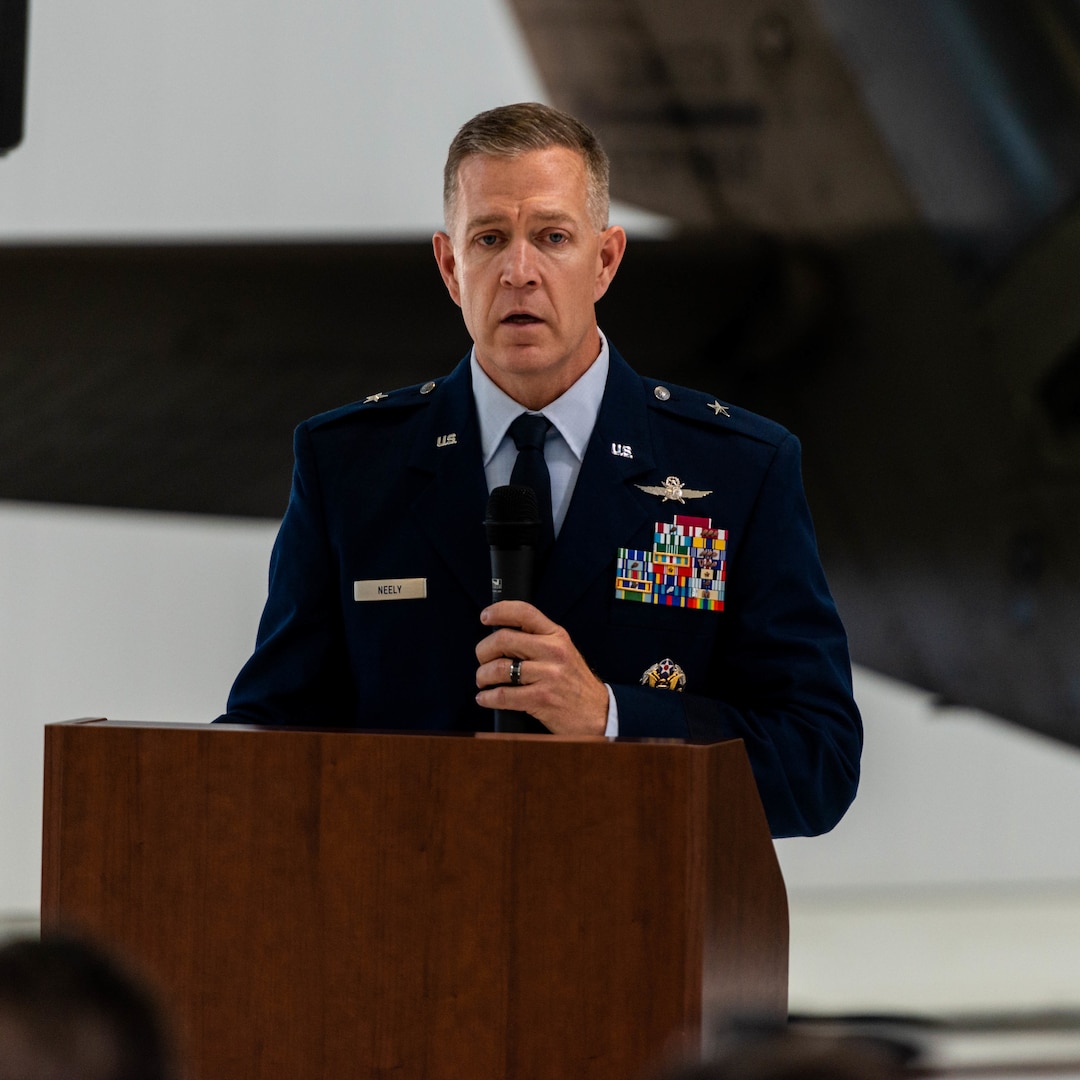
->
[433, 146, 626, 409]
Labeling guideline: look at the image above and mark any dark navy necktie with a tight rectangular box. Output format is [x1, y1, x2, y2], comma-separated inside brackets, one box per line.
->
[508, 412, 554, 559]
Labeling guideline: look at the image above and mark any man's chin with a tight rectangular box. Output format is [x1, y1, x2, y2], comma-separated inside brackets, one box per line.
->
[484, 331, 555, 367]
[488, 345, 555, 373]
[477, 340, 562, 379]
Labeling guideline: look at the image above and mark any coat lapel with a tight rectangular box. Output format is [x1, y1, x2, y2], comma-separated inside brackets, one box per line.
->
[406, 357, 492, 610]
[536, 350, 657, 622]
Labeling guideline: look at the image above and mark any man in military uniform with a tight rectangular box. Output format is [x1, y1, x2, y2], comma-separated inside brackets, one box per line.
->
[221, 102, 861, 838]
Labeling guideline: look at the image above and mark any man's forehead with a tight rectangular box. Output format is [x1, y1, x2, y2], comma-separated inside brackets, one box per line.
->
[455, 147, 586, 186]
[453, 149, 590, 217]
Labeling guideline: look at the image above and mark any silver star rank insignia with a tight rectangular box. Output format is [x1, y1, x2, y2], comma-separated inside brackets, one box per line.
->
[635, 475, 713, 503]
[708, 400, 730, 417]
[364, 392, 389, 404]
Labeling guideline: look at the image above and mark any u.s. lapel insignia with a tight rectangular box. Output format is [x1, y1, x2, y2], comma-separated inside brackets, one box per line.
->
[635, 475, 712, 504]
[615, 515, 727, 612]
[640, 658, 686, 691]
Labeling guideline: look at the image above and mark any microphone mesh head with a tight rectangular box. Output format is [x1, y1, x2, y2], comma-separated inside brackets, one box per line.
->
[485, 485, 541, 547]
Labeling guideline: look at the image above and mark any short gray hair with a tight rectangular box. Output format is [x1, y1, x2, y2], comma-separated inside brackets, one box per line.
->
[443, 102, 610, 231]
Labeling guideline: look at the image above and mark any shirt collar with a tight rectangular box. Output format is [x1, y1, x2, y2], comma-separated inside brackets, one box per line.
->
[471, 331, 610, 467]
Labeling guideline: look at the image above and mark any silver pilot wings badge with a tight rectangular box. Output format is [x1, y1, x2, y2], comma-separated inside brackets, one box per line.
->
[635, 475, 712, 504]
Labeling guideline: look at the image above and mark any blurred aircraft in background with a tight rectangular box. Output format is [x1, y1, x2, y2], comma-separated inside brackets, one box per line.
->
[3, 0, 1080, 748]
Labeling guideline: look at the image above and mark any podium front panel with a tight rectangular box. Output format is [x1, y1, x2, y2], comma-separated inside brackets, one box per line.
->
[43, 721, 787, 1080]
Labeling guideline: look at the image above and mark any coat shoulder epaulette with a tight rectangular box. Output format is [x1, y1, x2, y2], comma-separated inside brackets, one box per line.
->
[638, 375, 790, 449]
[304, 376, 446, 433]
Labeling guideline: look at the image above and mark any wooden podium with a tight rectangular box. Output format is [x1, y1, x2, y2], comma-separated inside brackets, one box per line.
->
[42, 720, 787, 1080]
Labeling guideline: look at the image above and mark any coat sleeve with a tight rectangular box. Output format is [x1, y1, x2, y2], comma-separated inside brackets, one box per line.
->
[611, 432, 862, 838]
[217, 423, 356, 725]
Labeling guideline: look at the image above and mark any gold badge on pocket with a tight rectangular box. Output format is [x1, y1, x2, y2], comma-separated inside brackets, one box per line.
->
[640, 659, 686, 692]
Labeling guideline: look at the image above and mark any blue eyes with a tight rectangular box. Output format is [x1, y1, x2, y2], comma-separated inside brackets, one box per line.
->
[475, 231, 568, 248]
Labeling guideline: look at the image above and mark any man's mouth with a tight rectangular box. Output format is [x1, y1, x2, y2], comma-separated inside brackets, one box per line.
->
[502, 313, 543, 325]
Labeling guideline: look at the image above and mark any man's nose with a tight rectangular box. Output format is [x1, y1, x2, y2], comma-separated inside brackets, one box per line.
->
[500, 238, 538, 287]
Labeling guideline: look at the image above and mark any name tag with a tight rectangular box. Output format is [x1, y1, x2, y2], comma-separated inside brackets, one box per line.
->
[354, 578, 427, 602]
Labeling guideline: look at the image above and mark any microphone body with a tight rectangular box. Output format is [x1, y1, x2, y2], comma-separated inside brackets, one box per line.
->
[484, 485, 547, 734]
[489, 546, 535, 606]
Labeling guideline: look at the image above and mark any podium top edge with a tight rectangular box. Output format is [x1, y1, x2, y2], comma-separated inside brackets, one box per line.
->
[45, 719, 734, 749]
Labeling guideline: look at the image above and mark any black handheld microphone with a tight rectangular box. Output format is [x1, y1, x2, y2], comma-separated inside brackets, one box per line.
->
[485, 484, 539, 603]
[484, 485, 546, 733]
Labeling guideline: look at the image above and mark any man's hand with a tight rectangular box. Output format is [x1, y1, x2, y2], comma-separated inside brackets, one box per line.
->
[475, 601, 609, 735]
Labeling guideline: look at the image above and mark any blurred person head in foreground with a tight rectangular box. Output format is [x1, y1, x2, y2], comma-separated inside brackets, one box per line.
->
[0, 935, 173, 1080]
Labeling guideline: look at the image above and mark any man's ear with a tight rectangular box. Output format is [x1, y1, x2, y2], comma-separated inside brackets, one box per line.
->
[432, 231, 462, 308]
[593, 225, 627, 303]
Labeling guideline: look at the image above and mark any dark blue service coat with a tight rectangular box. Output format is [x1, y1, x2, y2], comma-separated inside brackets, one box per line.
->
[222, 347, 862, 837]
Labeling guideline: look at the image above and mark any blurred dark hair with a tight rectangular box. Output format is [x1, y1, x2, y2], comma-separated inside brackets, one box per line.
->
[0, 935, 173, 1080]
